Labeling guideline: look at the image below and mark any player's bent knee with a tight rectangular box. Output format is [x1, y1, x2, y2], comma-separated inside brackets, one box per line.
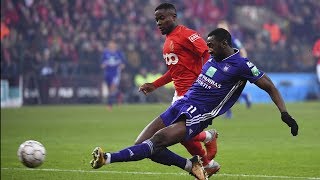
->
[150, 133, 169, 152]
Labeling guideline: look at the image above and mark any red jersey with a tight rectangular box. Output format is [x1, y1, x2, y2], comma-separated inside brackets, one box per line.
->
[313, 39, 320, 62]
[154, 25, 209, 96]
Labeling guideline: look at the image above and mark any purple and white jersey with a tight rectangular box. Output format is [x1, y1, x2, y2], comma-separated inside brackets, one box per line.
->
[101, 49, 125, 86]
[160, 49, 264, 140]
[185, 49, 264, 117]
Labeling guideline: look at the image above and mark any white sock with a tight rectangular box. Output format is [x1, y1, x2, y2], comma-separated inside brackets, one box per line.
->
[105, 153, 111, 164]
[204, 131, 213, 143]
[184, 159, 192, 172]
[204, 160, 214, 168]
[205, 159, 220, 168]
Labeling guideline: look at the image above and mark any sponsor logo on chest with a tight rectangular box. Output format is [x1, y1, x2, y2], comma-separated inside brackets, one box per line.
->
[163, 53, 179, 65]
[196, 74, 222, 89]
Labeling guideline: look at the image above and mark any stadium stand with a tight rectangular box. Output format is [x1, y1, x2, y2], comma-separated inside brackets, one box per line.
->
[1, 0, 319, 104]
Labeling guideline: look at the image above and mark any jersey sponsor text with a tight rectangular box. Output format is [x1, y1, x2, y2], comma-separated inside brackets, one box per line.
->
[163, 53, 179, 65]
[196, 74, 222, 89]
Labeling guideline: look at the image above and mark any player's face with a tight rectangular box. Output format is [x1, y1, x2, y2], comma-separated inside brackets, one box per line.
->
[154, 9, 176, 35]
[206, 36, 224, 61]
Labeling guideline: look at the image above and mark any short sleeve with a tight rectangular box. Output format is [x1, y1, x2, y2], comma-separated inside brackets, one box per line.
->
[239, 59, 264, 83]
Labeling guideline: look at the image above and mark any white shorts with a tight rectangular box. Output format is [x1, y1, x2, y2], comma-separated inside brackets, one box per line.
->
[171, 91, 183, 105]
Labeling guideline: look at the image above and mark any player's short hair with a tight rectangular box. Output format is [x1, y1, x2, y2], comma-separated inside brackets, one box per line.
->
[208, 28, 232, 47]
[155, 3, 176, 13]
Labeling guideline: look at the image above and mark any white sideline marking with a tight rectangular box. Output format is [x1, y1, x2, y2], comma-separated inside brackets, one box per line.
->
[2, 167, 320, 179]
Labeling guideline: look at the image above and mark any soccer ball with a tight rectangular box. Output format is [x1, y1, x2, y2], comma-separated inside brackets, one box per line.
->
[17, 140, 46, 168]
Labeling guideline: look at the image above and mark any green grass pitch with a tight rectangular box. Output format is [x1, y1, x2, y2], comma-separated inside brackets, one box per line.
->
[1, 102, 320, 180]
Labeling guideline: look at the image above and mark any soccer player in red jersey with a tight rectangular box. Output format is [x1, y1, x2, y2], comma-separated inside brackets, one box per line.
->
[138, 3, 219, 176]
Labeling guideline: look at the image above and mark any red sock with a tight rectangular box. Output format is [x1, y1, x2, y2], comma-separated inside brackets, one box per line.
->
[180, 140, 210, 166]
[191, 131, 207, 142]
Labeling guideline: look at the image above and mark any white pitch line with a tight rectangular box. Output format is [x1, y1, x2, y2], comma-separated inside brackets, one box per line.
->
[2, 167, 320, 179]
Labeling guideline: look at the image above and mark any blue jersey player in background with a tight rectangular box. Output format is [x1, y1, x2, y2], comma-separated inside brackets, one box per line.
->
[91, 28, 299, 180]
[101, 40, 126, 110]
[217, 20, 251, 119]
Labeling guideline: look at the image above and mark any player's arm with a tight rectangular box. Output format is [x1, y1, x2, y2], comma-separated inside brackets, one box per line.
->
[100, 53, 107, 69]
[254, 74, 298, 136]
[120, 51, 126, 70]
[239, 47, 248, 57]
[139, 71, 172, 95]
[234, 38, 248, 57]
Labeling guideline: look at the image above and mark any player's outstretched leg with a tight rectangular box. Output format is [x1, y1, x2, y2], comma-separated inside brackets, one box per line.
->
[90, 147, 106, 169]
[90, 146, 208, 179]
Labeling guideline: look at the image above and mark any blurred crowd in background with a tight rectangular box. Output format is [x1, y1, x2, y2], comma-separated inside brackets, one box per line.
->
[1, 0, 320, 103]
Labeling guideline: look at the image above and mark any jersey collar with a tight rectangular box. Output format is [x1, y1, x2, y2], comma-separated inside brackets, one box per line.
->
[220, 48, 240, 61]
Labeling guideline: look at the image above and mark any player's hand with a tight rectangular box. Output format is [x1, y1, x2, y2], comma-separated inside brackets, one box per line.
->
[139, 83, 156, 95]
[281, 112, 298, 136]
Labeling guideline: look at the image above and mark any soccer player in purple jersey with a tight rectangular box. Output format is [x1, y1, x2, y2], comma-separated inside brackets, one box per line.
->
[90, 28, 298, 180]
[101, 40, 126, 110]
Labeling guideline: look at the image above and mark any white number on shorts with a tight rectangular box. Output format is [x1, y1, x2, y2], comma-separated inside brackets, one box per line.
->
[187, 105, 197, 114]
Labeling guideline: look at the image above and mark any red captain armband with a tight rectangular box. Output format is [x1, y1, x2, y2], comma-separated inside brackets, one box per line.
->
[152, 71, 172, 88]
